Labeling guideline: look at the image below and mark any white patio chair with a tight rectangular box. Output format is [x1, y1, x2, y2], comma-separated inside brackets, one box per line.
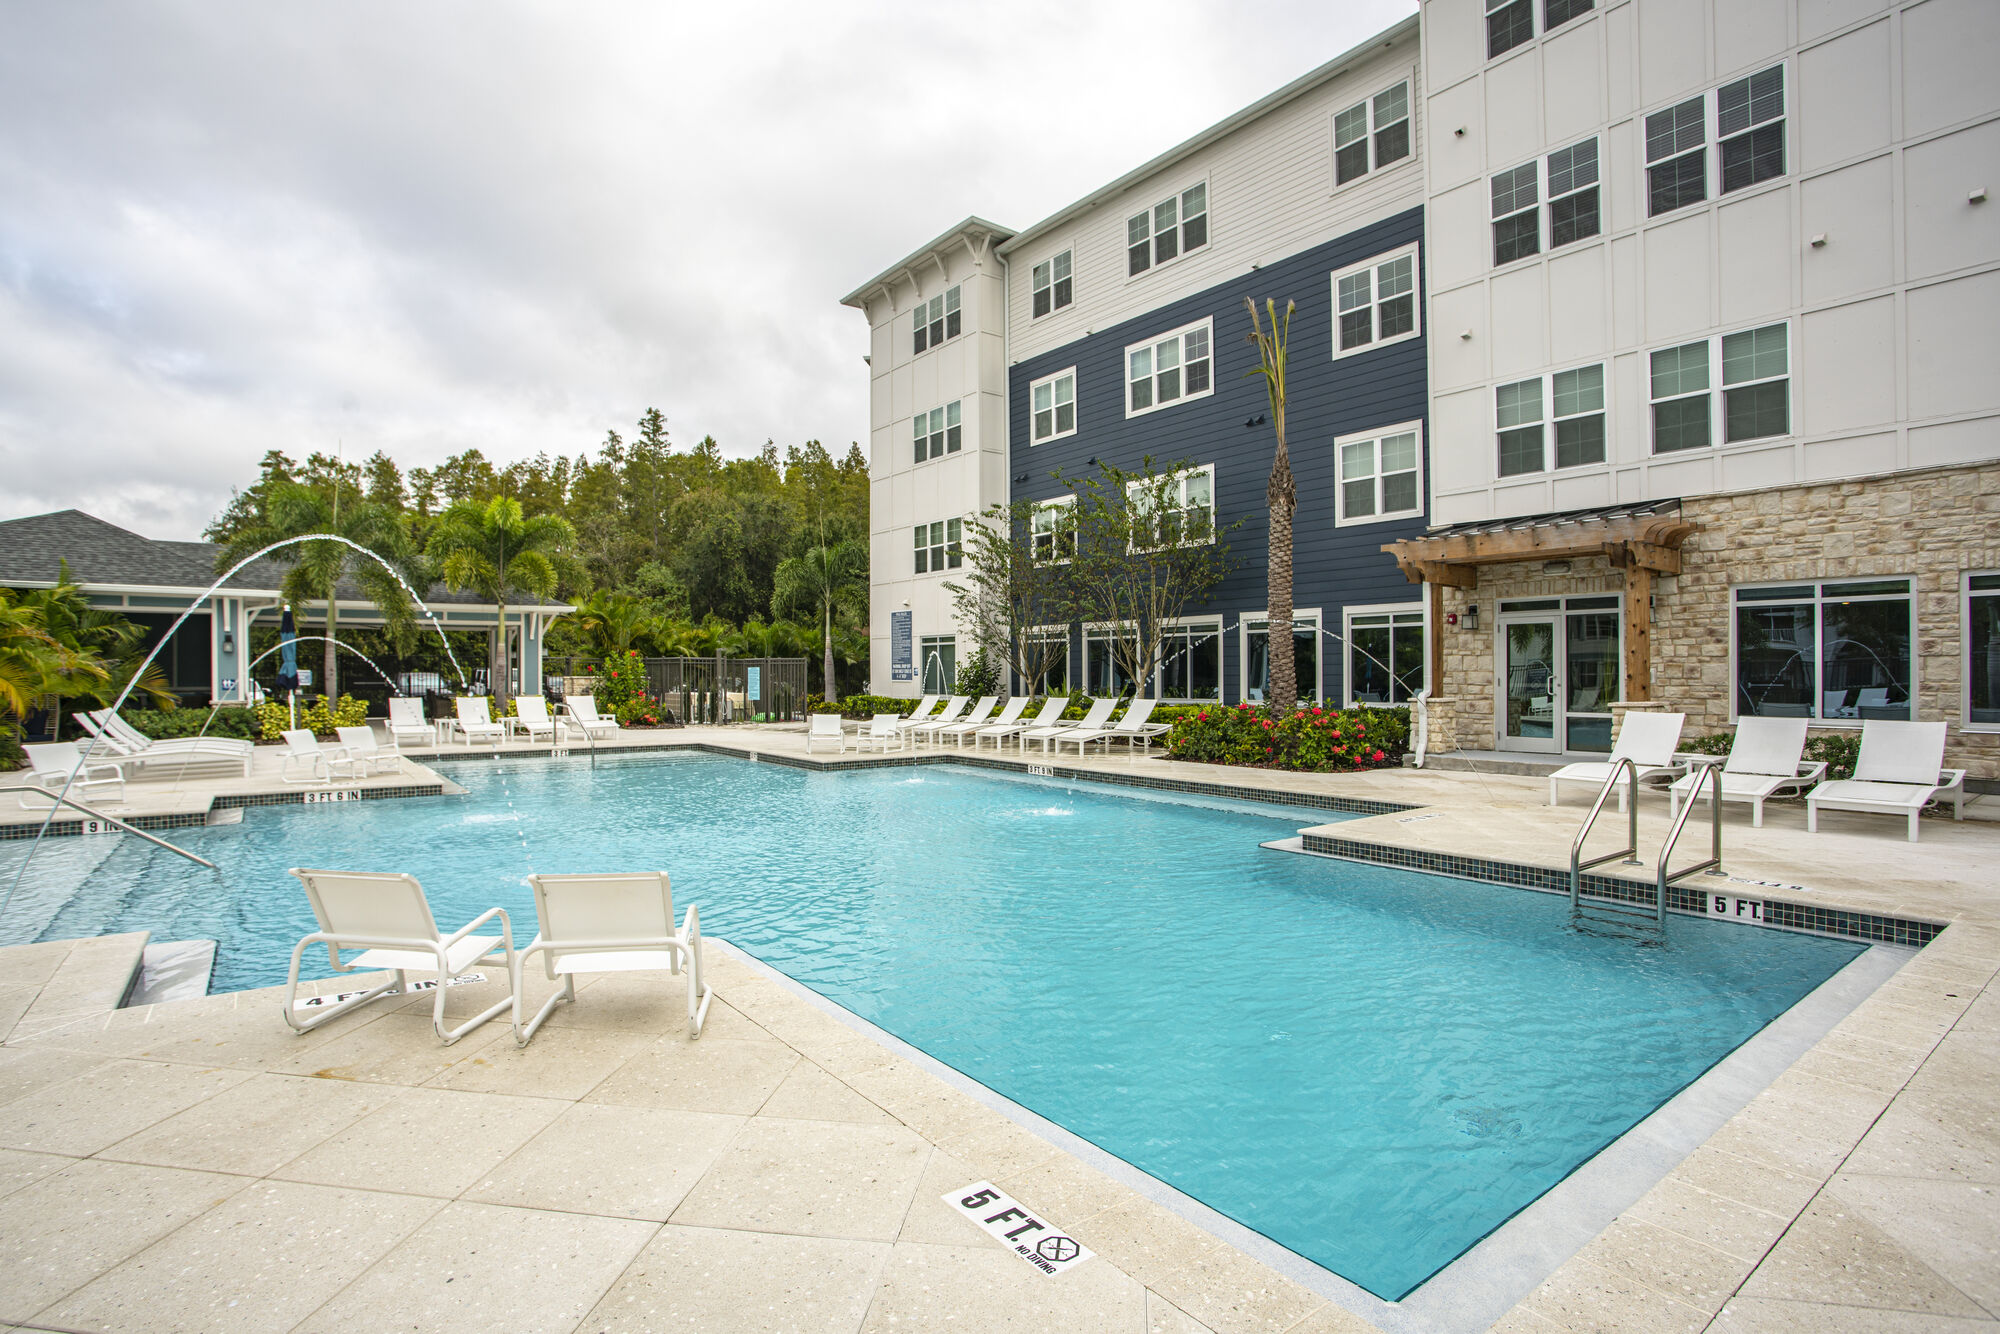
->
[510, 695, 558, 743]
[977, 696, 1064, 750]
[906, 695, 971, 746]
[17, 742, 126, 808]
[284, 868, 517, 1044]
[1548, 712, 1687, 811]
[944, 696, 1027, 748]
[889, 695, 943, 737]
[74, 710, 254, 778]
[334, 726, 403, 776]
[806, 712, 847, 754]
[453, 697, 506, 747]
[1026, 697, 1116, 755]
[930, 696, 998, 747]
[1054, 697, 1172, 757]
[91, 708, 255, 760]
[282, 729, 364, 784]
[1666, 718, 1824, 828]
[513, 871, 710, 1044]
[386, 696, 434, 749]
[1807, 720, 1968, 842]
[562, 695, 620, 740]
[854, 713, 905, 753]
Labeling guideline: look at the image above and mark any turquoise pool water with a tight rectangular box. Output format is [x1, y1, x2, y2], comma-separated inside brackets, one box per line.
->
[0, 752, 1864, 1298]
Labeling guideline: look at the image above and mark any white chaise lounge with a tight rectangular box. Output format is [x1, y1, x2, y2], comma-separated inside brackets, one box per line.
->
[513, 871, 710, 1043]
[977, 697, 1063, 750]
[282, 729, 363, 784]
[1548, 712, 1687, 811]
[562, 696, 620, 740]
[284, 867, 518, 1044]
[906, 696, 971, 746]
[1806, 720, 1967, 842]
[928, 696, 998, 747]
[855, 713, 905, 754]
[1052, 698, 1166, 757]
[74, 710, 254, 779]
[452, 697, 507, 747]
[890, 696, 943, 738]
[942, 696, 1027, 747]
[334, 726, 403, 776]
[16, 742, 126, 809]
[386, 696, 433, 750]
[510, 696, 559, 743]
[1025, 697, 1116, 754]
[1666, 717, 1824, 827]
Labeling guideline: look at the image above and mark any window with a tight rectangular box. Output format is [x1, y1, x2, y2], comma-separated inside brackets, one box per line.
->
[1031, 497, 1075, 563]
[1967, 574, 2000, 725]
[1125, 319, 1213, 416]
[1030, 370, 1076, 444]
[1487, 0, 1533, 58]
[1332, 248, 1420, 357]
[920, 635, 956, 694]
[1158, 618, 1223, 701]
[1491, 163, 1540, 264]
[1334, 79, 1412, 186]
[1722, 324, 1789, 442]
[1496, 377, 1545, 476]
[1127, 183, 1208, 276]
[1735, 580, 1912, 722]
[1345, 605, 1426, 706]
[1024, 625, 1071, 696]
[912, 518, 962, 575]
[1032, 250, 1073, 318]
[1719, 65, 1784, 194]
[1336, 423, 1422, 524]
[1544, 0, 1594, 31]
[1552, 365, 1606, 467]
[1128, 467, 1215, 549]
[1547, 138, 1600, 248]
[1084, 624, 1135, 696]
[912, 400, 963, 464]
[1646, 97, 1707, 216]
[1650, 341, 1711, 454]
[1244, 611, 1320, 704]
[911, 285, 962, 354]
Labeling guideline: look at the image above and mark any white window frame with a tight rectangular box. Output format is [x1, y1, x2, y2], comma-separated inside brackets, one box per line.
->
[1717, 64, 1787, 197]
[1487, 0, 1596, 62]
[1644, 61, 1789, 220]
[1545, 136, 1601, 251]
[1124, 317, 1214, 418]
[1490, 160, 1541, 266]
[1649, 322, 1790, 456]
[911, 284, 963, 355]
[1330, 245, 1422, 360]
[1023, 624, 1073, 697]
[1240, 608, 1323, 705]
[1126, 464, 1216, 552]
[1342, 602, 1428, 708]
[912, 516, 963, 576]
[1334, 421, 1425, 527]
[1155, 615, 1225, 703]
[1082, 620, 1138, 697]
[912, 399, 964, 465]
[1030, 495, 1076, 564]
[1494, 364, 1606, 476]
[1030, 247, 1073, 320]
[1331, 75, 1414, 190]
[1125, 181, 1209, 279]
[1029, 368, 1078, 445]
[1730, 578, 1916, 727]
[1964, 571, 2000, 730]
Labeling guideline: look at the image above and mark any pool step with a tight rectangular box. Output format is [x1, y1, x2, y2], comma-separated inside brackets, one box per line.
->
[125, 940, 218, 1007]
[9, 930, 151, 1039]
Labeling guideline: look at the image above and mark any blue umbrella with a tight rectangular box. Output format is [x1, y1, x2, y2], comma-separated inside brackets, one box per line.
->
[276, 606, 299, 695]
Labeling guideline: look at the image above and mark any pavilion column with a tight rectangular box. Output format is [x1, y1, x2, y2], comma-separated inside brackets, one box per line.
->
[1426, 580, 1444, 697]
[1622, 561, 1653, 703]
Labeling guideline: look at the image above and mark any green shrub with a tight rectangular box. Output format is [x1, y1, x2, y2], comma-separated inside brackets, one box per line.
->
[1164, 703, 1410, 773]
[593, 650, 648, 713]
[122, 706, 258, 743]
[254, 694, 369, 740]
[818, 694, 923, 719]
[615, 697, 668, 726]
[953, 647, 1002, 700]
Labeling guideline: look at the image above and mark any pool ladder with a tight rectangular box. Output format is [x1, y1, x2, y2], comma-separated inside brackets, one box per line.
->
[1568, 760, 1726, 937]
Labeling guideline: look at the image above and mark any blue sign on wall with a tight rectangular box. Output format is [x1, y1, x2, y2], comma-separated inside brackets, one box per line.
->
[747, 666, 760, 701]
[891, 611, 913, 680]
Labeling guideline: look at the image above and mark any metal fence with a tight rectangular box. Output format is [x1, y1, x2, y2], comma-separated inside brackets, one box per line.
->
[543, 656, 809, 723]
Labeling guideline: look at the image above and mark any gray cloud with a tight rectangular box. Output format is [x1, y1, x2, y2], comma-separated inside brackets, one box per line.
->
[0, 0, 1416, 538]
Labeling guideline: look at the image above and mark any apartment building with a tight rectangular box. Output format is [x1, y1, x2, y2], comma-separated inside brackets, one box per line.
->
[1393, 0, 1999, 776]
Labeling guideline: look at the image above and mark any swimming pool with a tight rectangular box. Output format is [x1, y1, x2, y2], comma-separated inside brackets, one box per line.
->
[0, 752, 1865, 1298]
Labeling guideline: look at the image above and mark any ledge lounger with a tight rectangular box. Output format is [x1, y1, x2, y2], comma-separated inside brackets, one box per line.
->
[1806, 719, 1968, 842]
[1548, 712, 1687, 811]
[1667, 717, 1824, 828]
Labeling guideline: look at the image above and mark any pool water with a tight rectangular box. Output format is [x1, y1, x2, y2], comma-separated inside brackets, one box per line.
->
[0, 753, 1864, 1299]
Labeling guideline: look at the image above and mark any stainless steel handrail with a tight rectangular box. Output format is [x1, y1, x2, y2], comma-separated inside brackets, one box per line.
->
[1655, 761, 1726, 925]
[0, 786, 218, 869]
[1569, 757, 1642, 922]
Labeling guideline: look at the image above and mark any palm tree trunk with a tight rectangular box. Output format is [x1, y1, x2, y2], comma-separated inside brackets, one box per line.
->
[493, 602, 509, 713]
[324, 594, 339, 703]
[823, 600, 837, 704]
[1268, 446, 1298, 713]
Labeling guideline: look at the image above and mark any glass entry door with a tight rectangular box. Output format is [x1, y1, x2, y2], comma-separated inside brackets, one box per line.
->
[1499, 599, 1622, 753]
[1501, 617, 1560, 752]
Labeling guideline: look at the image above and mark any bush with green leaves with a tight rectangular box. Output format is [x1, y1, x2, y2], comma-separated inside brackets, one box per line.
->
[615, 697, 668, 726]
[122, 707, 259, 742]
[814, 693, 925, 719]
[593, 650, 648, 713]
[1165, 703, 1410, 772]
[254, 694, 369, 741]
[952, 647, 1002, 701]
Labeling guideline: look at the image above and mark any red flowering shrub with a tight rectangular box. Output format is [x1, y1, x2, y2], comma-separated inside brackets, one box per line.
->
[1164, 704, 1410, 773]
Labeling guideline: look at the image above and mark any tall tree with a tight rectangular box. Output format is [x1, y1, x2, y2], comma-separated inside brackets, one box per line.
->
[427, 495, 576, 711]
[771, 540, 866, 702]
[945, 498, 1078, 697]
[1246, 297, 1299, 711]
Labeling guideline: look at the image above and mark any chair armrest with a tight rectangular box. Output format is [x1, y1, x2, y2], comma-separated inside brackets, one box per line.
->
[1794, 760, 1828, 782]
[442, 906, 513, 952]
[1937, 769, 1968, 791]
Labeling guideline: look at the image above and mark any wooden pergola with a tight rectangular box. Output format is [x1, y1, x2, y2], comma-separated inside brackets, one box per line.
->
[1382, 503, 1695, 701]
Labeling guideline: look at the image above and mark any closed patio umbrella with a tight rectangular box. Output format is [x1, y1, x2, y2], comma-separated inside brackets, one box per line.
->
[277, 605, 300, 729]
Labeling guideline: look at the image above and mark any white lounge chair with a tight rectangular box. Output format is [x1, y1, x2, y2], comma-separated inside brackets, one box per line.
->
[930, 696, 999, 747]
[978, 696, 1063, 750]
[1667, 718, 1824, 828]
[282, 728, 364, 784]
[1807, 720, 1968, 842]
[944, 696, 1027, 748]
[1548, 712, 1687, 811]
[513, 871, 711, 1044]
[334, 726, 403, 776]
[562, 695, 620, 740]
[284, 867, 517, 1044]
[1055, 697, 1171, 757]
[854, 713, 905, 754]
[806, 712, 847, 754]
[1026, 697, 1116, 754]
[73, 710, 253, 779]
[452, 697, 506, 747]
[16, 742, 126, 809]
[386, 696, 434, 749]
[508, 695, 559, 743]
[906, 695, 971, 746]
[890, 695, 944, 737]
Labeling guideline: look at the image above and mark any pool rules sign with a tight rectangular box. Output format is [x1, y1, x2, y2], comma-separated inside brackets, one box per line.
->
[946, 1182, 1094, 1277]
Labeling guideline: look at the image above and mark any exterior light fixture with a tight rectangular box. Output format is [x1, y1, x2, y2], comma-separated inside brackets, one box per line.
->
[1971, 187, 1988, 203]
[1809, 233, 1828, 247]
[1462, 604, 1480, 631]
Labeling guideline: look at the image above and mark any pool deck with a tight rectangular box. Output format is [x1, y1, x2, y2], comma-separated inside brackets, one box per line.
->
[0, 723, 1995, 1333]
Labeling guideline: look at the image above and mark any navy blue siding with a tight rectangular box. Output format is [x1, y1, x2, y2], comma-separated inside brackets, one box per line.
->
[1008, 207, 1429, 703]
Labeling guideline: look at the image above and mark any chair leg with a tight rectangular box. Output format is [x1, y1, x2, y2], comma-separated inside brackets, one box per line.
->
[1548, 777, 1559, 806]
[1909, 810, 1920, 842]
[284, 938, 404, 1035]
[1807, 802, 1818, 832]
[514, 970, 575, 1046]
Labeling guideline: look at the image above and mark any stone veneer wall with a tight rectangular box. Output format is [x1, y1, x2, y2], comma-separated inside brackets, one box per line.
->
[1432, 462, 2000, 781]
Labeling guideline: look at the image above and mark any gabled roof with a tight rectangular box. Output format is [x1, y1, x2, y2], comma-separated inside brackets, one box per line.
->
[839, 216, 1016, 310]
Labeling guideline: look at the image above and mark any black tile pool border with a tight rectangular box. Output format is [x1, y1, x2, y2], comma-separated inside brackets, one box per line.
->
[0, 782, 448, 840]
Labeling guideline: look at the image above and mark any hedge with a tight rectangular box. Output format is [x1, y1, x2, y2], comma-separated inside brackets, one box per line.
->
[1164, 703, 1411, 773]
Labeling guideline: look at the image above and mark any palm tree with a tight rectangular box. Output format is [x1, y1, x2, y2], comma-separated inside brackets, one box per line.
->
[215, 481, 414, 699]
[574, 590, 657, 660]
[0, 592, 100, 750]
[426, 495, 576, 712]
[771, 540, 866, 703]
[1245, 297, 1299, 712]
[13, 571, 177, 713]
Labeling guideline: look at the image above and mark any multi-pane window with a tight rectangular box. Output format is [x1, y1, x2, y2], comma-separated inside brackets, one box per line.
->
[1544, 0, 1594, 30]
[1244, 612, 1320, 704]
[1346, 606, 1426, 706]
[1646, 97, 1707, 216]
[1031, 250, 1073, 318]
[1491, 163, 1539, 264]
[1332, 248, 1420, 357]
[1487, 0, 1533, 58]
[1552, 365, 1607, 467]
[1158, 618, 1223, 701]
[1334, 79, 1412, 186]
[1735, 581, 1912, 721]
[1127, 183, 1208, 276]
[1650, 342, 1711, 454]
[1030, 370, 1077, 444]
[1336, 425, 1422, 524]
[1547, 139, 1600, 248]
[920, 635, 956, 694]
[1968, 574, 2000, 725]
[911, 285, 961, 354]
[1025, 625, 1071, 696]
[912, 400, 962, 464]
[912, 518, 962, 575]
[1084, 624, 1135, 697]
[1722, 324, 1789, 442]
[1496, 378, 1546, 476]
[1030, 498, 1075, 563]
[1126, 320, 1213, 416]
[1719, 65, 1785, 194]
[1128, 467, 1215, 549]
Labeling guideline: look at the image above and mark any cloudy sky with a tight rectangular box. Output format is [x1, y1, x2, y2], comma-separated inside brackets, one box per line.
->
[1, 1, 1416, 540]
